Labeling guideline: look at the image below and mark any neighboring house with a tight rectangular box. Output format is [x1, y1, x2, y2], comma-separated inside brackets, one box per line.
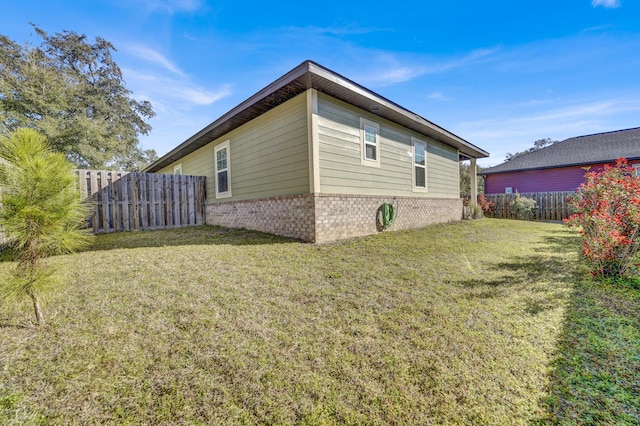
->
[480, 127, 640, 194]
[145, 60, 489, 243]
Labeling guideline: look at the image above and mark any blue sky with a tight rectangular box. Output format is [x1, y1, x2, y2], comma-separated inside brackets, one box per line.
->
[2, 0, 639, 166]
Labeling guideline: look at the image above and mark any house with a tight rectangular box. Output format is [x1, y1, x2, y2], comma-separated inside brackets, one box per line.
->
[144, 60, 489, 243]
[480, 127, 640, 194]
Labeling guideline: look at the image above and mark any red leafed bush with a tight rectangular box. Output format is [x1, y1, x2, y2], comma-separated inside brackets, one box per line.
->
[477, 194, 496, 214]
[564, 158, 640, 279]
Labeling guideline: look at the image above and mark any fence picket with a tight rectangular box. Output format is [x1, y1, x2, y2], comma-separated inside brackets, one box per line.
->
[196, 176, 205, 225]
[149, 174, 157, 229]
[122, 176, 130, 231]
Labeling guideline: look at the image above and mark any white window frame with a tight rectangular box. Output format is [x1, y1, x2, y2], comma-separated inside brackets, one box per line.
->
[214, 140, 231, 199]
[360, 117, 381, 167]
[634, 164, 640, 177]
[173, 163, 182, 175]
[411, 137, 428, 192]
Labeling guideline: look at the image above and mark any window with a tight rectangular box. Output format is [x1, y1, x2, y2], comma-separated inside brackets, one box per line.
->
[505, 187, 513, 194]
[173, 164, 182, 175]
[360, 118, 380, 167]
[412, 137, 427, 191]
[364, 124, 377, 160]
[215, 140, 231, 198]
[634, 164, 640, 177]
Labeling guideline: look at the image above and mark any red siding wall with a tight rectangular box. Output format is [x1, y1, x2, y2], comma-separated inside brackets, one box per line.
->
[484, 164, 609, 194]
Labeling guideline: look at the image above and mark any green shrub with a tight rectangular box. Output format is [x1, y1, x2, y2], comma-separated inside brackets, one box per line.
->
[509, 192, 537, 220]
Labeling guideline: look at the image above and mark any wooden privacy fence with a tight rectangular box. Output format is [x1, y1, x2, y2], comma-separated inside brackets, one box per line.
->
[76, 170, 206, 233]
[482, 191, 575, 221]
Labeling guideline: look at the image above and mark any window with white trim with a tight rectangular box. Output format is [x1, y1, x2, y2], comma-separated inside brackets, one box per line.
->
[215, 140, 231, 198]
[412, 137, 427, 191]
[360, 117, 380, 167]
[173, 164, 182, 175]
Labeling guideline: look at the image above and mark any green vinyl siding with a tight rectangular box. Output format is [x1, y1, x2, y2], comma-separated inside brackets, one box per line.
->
[158, 92, 309, 202]
[316, 93, 459, 197]
[157, 90, 459, 202]
[157, 144, 216, 197]
[427, 141, 459, 196]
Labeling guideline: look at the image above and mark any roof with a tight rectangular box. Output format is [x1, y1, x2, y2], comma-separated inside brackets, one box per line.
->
[479, 127, 640, 175]
[145, 60, 489, 173]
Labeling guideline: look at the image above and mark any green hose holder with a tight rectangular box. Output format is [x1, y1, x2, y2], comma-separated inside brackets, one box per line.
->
[380, 199, 397, 230]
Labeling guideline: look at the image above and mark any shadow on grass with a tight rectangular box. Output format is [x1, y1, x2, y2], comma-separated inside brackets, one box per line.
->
[452, 228, 639, 421]
[0, 226, 299, 259]
[464, 227, 640, 422]
[458, 229, 580, 316]
[536, 279, 640, 424]
[86, 225, 302, 252]
[527, 231, 640, 424]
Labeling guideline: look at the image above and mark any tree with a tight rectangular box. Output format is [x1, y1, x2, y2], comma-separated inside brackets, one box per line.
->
[0, 128, 93, 325]
[564, 158, 640, 279]
[459, 162, 485, 198]
[505, 138, 558, 162]
[0, 25, 157, 170]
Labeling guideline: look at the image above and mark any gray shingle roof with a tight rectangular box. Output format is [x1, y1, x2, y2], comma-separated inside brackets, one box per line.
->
[479, 127, 640, 175]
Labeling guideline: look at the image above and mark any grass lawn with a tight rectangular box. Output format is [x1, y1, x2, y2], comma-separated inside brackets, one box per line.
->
[0, 219, 638, 424]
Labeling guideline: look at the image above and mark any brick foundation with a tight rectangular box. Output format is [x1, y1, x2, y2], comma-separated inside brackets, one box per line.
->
[206, 194, 316, 242]
[206, 193, 462, 243]
[313, 194, 462, 243]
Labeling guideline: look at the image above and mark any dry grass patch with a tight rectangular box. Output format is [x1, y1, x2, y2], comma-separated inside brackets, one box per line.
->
[0, 220, 600, 424]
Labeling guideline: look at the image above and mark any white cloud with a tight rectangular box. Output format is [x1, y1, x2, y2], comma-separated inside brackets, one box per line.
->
[122, 68, 232, 108]
[356, 46, 499, 86]
[592, 0, 621, 8]
[303, 24, 386, 36]
[168, 85, 233, 106]
[433, 46, 499, 73]
[381, 66, 425, 84]
[515, 99, 551, 107]
[121, 44, 185, 76]
[428, 92, 450, 101]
